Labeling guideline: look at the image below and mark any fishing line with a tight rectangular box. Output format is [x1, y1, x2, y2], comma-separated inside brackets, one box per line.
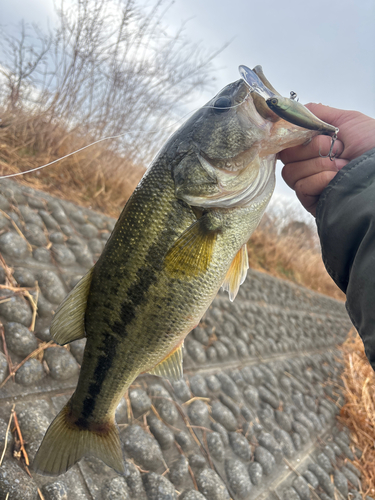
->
[0, 91, 251, 180]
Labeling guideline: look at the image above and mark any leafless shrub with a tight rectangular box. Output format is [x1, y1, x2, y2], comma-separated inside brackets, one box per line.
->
[0, 21, 52, 110]
[0, 0, 222, 165]
[0, 0, 223, 213]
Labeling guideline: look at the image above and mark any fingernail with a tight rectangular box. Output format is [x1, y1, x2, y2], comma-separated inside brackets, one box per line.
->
[335, 159, 349, 170]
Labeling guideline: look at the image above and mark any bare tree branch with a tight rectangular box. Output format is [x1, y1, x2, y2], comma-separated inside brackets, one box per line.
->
[0, 0, 225, 164]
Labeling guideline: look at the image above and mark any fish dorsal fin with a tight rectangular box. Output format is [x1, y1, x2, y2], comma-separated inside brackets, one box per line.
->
[50, 268, 94, 345]
[164, 216, 218, 277]
[148, 343, 184, 382]
[221, 244, 249, 301]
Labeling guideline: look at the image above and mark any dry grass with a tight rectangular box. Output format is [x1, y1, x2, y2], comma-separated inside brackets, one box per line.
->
[247, 222, 345, 301]
[0, 108, 144, 217]
[339, 330, 375, 498]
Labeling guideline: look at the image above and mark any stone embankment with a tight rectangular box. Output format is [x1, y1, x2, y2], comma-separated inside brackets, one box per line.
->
[0, 179, 368, 500]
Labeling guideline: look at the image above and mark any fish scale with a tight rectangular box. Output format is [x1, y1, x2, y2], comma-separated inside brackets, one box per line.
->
[77, 167, 243, 421]
[33, 69, 337, 476]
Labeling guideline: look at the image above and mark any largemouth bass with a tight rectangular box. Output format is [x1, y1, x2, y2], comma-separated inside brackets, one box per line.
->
[34, 66, 334, 476]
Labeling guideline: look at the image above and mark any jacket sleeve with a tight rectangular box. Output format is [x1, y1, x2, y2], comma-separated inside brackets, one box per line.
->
[316, 147, 375, 369]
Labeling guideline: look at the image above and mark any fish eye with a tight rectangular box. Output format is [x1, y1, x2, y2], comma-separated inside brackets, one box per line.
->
[213, 96, 232, 113]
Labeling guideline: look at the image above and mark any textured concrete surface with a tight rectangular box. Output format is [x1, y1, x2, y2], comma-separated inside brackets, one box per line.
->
[0, 179, 367, 500]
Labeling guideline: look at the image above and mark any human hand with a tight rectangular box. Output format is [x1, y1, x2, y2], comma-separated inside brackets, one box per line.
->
[279, 103, 375, 216]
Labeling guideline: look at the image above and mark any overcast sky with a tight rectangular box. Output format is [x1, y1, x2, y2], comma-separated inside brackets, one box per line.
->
[2, 0, 374, 219]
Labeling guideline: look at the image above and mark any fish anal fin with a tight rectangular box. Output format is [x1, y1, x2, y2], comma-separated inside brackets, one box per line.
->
[164, 216, 219, 277]
[148, 343, 184, 382]
[33, 402, 124, 476]
[50, 268, 94, 345]
[222, 244, 249, 301]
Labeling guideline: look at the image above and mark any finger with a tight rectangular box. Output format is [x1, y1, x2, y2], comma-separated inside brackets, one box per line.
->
[335, 158, 349, 170]
[279, 135, 344, 165]
[294, 170, 339, 216]
[281, 156, 340, 190]
[305, 104, 375, 160]
[295, 170, 339, 198]
[295, 191, 319, 217]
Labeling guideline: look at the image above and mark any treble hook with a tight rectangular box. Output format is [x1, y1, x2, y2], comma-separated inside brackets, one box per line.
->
[319, 128, 340, 161]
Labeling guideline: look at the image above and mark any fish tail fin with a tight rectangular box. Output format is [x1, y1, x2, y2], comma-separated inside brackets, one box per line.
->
[33, 402, 124, 476]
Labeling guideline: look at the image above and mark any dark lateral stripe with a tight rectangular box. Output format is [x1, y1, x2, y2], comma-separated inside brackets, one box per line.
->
[82, 331, 119, 420]
[81, 231, 169, 420]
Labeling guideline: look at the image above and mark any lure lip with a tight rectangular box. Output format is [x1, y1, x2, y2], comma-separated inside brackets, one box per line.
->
[238, 65, 276, 100]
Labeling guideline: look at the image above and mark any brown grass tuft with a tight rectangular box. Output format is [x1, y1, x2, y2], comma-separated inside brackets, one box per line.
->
[339, 330, 375, 498]
[247, 221, 345, 301]
[0, 108, 144, 217]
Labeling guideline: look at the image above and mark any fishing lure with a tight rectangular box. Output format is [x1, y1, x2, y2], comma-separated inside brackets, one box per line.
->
[266, 97, 339, 160]
[239, 65, 339, 161]
[266, 97, 337, 135]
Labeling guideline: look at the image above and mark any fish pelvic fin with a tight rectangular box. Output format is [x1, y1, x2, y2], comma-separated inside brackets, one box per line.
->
[221, 244, 249, 301]
[148, 342, 184, 382]
[50, 268, 94, 345]
[164, 213, 221, 277]
[33, 402, 124, 476]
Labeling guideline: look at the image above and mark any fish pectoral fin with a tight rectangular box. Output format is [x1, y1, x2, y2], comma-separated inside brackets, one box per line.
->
[164, 213, 221, 277]
[50, 268, 94, 345]
[221, 244, 249, 302]
[33, 401, 124, 476]
[148, 343, 184, 382]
